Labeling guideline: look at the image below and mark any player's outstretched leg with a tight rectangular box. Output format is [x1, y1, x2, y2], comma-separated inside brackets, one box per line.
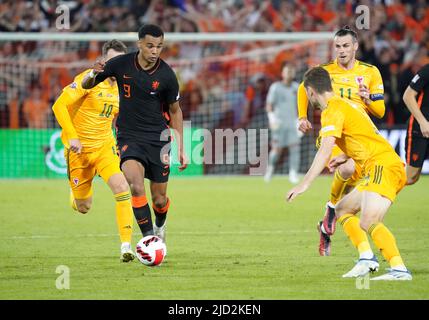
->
[104, 166, 135, 262]
[113, 190, 134, 262]
[318, 159, 356, 256]
[122, 160, 154, 237]
[335, 189, 379, 277]
[360, 192, 411, 281]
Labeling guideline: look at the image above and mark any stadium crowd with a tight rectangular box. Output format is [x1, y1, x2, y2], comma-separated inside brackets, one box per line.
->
[0, 0, 428, 128]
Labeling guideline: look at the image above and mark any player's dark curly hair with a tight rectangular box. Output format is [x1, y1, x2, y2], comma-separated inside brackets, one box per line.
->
[303, 67, 333, 94]
[138, 24, 164, 40]
[334, 25, 358, 42]
[102, 39, 127, 56]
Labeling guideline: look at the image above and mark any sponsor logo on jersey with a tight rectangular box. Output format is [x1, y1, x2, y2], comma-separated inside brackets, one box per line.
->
[73, 178, 79, 186]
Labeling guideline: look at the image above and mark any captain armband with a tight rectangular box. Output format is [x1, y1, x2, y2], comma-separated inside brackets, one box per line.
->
[369, 93, 384, 101]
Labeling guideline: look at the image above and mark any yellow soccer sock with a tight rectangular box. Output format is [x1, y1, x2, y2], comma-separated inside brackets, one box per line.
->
[330, 170, 350, 205]
[368, 223, 405, 269]
[338, 214, 372, 256]
[70, 191, 77, 211]
[115, 191, 133, 244]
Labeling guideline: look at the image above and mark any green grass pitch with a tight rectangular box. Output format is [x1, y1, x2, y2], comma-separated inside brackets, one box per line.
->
[0, 176, 428, 299]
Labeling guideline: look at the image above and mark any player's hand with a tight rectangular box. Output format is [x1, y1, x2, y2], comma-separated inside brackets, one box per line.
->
[298, 118, 312, 133]
[419, 120, 429, 138]
[69, 139, 82, 154]
[178, 152, 188, 171]
[286, 183, 309, 203]
[92, 58, 105, 74]
[358, 84, 371, 105]
[327, 154, 349, 172]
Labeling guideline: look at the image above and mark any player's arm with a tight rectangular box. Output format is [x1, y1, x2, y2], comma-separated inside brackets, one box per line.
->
[81, 57, 116, 89]
[287, 107, 344, 202]
[297, 82, 313, 132]
[167, 71, 187, 171]
[359, 67, 385, 118]
[52, 89, 85, 154]
[403, 65, 429, 137]
[287, 136, 336, 202]
[169, 101, 187, 171]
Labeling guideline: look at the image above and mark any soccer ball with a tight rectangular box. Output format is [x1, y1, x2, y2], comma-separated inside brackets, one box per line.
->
[135, 235, 167, 266]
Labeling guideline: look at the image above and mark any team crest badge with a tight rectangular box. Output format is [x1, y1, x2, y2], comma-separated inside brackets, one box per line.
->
[152, 81, 160, 90]
[412, 153, 419, 162]
[355, 76, 364, 85]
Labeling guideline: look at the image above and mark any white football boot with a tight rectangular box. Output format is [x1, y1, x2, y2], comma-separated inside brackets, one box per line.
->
[153, 222, 166, 243]
[371, 269, 412, 281]
[120, 242, 135, 262]
[342, 256, 379, 278]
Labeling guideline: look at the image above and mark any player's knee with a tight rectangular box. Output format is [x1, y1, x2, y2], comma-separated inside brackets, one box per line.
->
[406, 174, 419, 185]
[359, 220, 371, 232]
[152, 194, 167, 209]
[334, 202, 346, 217]
[111, 178, 130, 194]
[129, 182, 145, 196]
[76, 202, 91, 214]
[338, 160, 355, 179]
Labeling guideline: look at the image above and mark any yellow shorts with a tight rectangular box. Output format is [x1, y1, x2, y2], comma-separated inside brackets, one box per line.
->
[65, 142, 122, 199]
[356, 161, 406, 202]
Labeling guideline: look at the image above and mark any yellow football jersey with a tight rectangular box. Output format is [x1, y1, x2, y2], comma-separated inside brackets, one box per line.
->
[319, 96, 401, 170]
[298, 59, 385, 119]
[57, 69, 119, 151]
